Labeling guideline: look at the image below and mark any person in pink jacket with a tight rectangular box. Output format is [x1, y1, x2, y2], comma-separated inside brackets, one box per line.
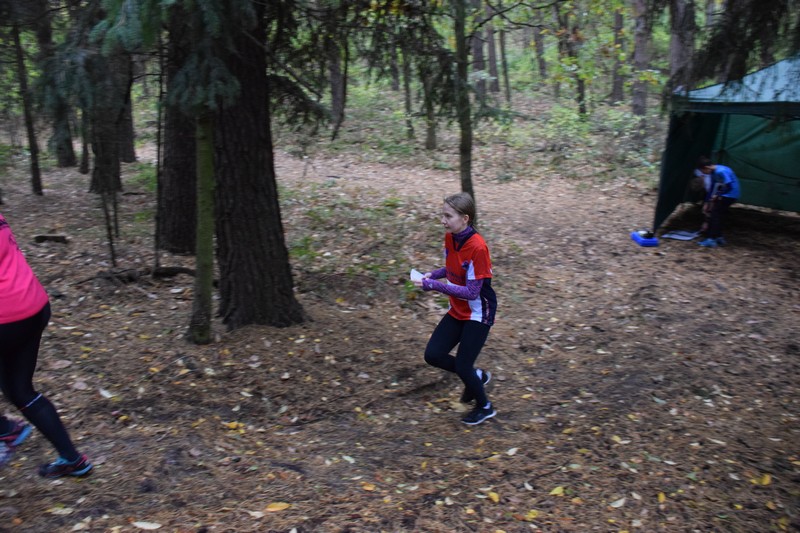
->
[0, 212, 92, 478]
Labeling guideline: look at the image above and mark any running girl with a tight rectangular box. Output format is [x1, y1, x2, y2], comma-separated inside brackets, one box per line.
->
[413, 192, 498, 425]
[0, 212, 93, 478]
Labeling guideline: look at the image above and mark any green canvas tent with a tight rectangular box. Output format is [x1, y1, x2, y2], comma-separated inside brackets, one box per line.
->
[653, 54, 800, 231]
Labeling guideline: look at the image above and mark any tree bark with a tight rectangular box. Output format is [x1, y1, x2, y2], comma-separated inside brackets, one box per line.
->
[631, 0, 651, 118]
[88, 46, 128, 194]
[610, 10, 625, 104]
[12, 22, 43, 196]
[453, 0, 476, 204]
[158, 10, 197, 254]
[214, 3, 305, 330]
[420, 69, 437, 150]
[532, 12, 547, 81]
[187, 114, 214, 345]
[327, 34, 346, 140]
[485, 4, 500, 94]
[669, 0, 696, 93]
[119, 95, 137, 163]
[470, 0, 487, 106]
[33, 0, 76, 168]
[402, 45, 414, 140]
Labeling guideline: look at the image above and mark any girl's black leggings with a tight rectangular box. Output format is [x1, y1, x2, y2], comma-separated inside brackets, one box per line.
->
[424, 313, 491, 407]
[0, 304, 79, 460]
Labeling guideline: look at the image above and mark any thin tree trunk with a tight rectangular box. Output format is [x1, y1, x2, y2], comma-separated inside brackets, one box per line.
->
[498, 18, 511, 104]
[33, 0, 76, 168]
[421, 71, 437, 150]
[471, 0, 486, 107]
[631, 0, 652, 145]
[610, 10, 625, 104]
[119, 97, 137, 163]
[669, 0, 696, 93]
[533, 15, 547, 80]
[389, 40, 400, 91]
[453, 0, 476, 203]
[631, 0, 650, 118]
[12, 23, 43, 196]
[402, 46, 414, 140]
[327, 35, 346, 140]
[79, 109, 90, 174]
[187, 114, 215, 345]
[485, 4, 500, 93]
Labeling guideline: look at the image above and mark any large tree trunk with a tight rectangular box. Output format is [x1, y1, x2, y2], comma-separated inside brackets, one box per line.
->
[214, 3, 305, 330]
[158, 10, 197, 254]
[12, 22, 43, 195]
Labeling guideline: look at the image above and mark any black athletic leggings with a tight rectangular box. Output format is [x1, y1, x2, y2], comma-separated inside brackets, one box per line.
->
[0, 303, 79, 460]
[424, 313, 491, 407]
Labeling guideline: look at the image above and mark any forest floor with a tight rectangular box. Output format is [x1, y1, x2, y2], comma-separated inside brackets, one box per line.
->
[0, 132, 799, 533]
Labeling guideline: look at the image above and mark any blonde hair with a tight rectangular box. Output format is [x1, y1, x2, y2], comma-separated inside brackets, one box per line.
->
[444, 192, 476, 227]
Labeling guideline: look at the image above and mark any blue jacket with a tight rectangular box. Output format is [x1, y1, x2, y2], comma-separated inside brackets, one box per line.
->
[706, 165, 741, 201]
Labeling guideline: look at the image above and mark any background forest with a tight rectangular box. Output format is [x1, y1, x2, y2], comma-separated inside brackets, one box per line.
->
[0, 1, 799, 532]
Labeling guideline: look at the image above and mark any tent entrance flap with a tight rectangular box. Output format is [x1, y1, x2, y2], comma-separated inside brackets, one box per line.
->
[654, 113, 720, 231]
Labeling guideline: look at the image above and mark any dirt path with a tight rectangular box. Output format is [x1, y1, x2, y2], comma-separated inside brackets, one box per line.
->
[0, 150, 798, 532]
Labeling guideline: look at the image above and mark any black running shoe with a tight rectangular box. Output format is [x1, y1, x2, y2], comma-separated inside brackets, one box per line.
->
[460, 369, 492, 403]
[462, 404, 497, 426]
[39, 454, 93, 479]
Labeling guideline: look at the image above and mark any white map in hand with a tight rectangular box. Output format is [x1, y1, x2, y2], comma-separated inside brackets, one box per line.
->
[410, 269, 424, 282]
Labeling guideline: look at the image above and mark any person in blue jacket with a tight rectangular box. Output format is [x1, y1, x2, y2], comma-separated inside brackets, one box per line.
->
[696, 156, 741, 247]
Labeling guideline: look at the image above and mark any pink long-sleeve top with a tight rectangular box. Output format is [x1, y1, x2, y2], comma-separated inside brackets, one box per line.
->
[0, 213, 49, 324]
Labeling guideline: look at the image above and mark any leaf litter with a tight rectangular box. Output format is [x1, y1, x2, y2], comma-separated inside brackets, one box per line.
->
[0, 145, 798, 532]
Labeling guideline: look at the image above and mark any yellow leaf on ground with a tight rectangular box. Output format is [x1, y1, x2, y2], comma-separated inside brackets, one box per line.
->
[265, 502, 291, 512]
[658, 492, 667, 503]
[488, 491, 500, 503]
[550, 486, 565, 496]
[362, 482, 376, 491]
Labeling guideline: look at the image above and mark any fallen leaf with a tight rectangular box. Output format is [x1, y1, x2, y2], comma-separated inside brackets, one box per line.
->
[265, 502, 291, 512]
[131, 522, 162, 530]
[549, 486, 564, 496]
[488, 491, 500, 503]
[609, 497, 626, 508]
